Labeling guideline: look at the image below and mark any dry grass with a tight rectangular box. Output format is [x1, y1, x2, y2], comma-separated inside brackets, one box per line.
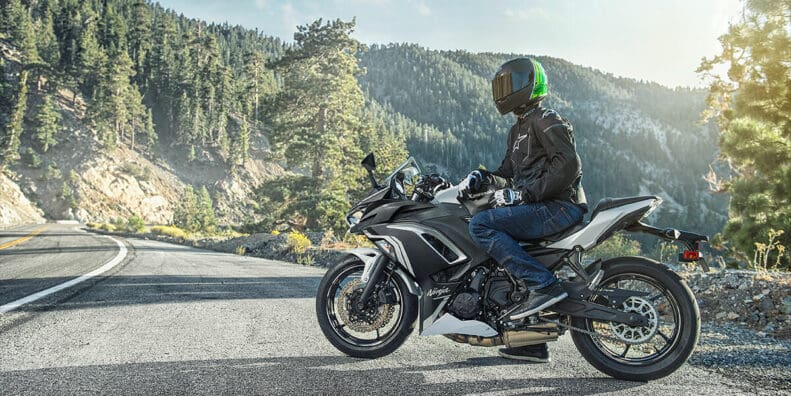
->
[150, 225, 188, 239]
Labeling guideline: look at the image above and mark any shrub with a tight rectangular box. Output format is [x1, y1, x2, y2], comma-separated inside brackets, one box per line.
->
[112, 217, 127, 229]
[751, 229, 787, 272]
[296, 252, 315, 266]
[119, 163, 151, 181]
[99, 223, 116, 232]
[271, 230, 280, 236]
[69, 169, 79, 184]
[586, 233, 642, 261]
[173, 185, 217, 234]
[59, 181, 72, 199]
[150, 225, 188, 239]
[287, 231, 312, 254]
[126, 215, 145, 233]
[24, 148, 42, 168]
[43, 164, 62, 180]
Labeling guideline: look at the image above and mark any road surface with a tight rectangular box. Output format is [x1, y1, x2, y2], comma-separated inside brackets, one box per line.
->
[0, 224, 773, 394]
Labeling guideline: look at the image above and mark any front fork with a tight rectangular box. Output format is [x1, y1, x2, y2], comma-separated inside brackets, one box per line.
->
[358, 254, 390, 306]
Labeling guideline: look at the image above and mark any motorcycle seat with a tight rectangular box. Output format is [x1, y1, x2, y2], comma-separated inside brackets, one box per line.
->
[590, 195, 659, 220]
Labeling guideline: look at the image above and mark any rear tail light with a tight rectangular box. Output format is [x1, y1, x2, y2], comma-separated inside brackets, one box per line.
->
[680, 250, 701, 261]
[679, 241, 702, 262]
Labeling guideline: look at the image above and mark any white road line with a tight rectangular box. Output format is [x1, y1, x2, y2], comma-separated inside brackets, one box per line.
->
[0, 235, 128, 314]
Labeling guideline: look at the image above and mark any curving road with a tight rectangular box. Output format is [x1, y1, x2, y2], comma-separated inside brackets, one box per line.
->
[0, 224, 775, 394]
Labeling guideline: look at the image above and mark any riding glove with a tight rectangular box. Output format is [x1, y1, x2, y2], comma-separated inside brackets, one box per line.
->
[459, 170, 485, 193]
[492, 188, 522, 206]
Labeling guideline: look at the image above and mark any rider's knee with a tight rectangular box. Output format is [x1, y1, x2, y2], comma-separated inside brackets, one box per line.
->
[468, 212, 491, 237]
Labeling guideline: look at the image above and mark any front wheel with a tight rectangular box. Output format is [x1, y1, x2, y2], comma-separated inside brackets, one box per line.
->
[316, 256, 418, 358]
[571, 257, 700, 381]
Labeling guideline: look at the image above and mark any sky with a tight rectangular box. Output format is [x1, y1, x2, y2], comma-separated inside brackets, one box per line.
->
[155, 0, 743, 88]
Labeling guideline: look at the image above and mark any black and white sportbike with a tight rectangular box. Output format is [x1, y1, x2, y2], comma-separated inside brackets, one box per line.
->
[316, 154, 708, 381]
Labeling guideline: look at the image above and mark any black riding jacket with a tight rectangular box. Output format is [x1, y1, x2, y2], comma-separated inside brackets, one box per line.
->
[490, 104, 587, 208]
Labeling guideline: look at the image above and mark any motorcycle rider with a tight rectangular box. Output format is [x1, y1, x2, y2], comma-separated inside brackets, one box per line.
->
[459, 58, 587, 362]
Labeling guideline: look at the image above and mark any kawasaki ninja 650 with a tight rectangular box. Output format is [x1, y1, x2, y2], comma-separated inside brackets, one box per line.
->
[316, 154, 708, 381]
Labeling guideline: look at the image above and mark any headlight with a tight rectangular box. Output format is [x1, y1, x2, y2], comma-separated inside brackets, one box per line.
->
[346, 211, 363, 227]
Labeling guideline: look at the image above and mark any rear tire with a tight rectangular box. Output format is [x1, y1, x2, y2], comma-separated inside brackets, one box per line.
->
[570, 256, 700, 381]
[316, 256, 418, 359]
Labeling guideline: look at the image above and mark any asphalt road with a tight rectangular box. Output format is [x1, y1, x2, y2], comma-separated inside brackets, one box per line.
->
[0, 224, 774, 395]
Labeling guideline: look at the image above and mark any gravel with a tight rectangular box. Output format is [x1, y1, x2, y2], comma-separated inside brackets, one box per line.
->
[690, 322, 791, 393]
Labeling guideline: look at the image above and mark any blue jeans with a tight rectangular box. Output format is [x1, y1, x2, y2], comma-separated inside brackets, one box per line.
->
[469, 200, 584, 290]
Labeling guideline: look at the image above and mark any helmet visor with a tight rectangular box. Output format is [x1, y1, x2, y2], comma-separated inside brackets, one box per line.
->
[491, 69, 535, 102]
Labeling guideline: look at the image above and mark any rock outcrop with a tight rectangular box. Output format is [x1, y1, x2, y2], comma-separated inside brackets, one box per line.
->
[682, 270, 791, 339]
[0, 173, 45, 227]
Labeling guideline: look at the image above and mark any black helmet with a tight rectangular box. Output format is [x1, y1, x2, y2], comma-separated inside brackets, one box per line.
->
[491, 57, 548, 115]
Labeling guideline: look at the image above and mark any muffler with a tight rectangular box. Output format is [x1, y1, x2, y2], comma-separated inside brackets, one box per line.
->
[445, 329, 558, 348]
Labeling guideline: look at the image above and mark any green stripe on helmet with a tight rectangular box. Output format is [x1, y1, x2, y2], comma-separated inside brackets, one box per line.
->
[531, 60, 548, 100]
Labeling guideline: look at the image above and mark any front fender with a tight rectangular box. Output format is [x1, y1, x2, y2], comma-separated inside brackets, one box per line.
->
[341, 248, 422, 297]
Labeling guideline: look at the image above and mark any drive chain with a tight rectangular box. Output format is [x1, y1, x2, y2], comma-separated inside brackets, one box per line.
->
[539, 317, 640, 345]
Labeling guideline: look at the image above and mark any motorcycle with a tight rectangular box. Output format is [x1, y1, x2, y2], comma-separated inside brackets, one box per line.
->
[316, 153, 707, 381]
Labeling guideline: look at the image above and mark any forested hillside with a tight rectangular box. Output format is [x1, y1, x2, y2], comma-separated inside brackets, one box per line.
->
[0, 0, 290, 227]
[359, 45, 728, 234]
[0, 0, 726, 238]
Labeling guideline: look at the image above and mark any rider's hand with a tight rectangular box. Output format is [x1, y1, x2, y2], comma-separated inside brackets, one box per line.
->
[459, 170, 484, 193]
[492, 188, 522, 207]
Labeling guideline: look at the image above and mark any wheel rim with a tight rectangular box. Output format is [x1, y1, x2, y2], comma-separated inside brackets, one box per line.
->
[584, 273, 683, 365]
[324, 263, 405, 347]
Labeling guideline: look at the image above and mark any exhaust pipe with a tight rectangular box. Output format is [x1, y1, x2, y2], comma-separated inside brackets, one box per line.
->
[445, 329, 558, 348]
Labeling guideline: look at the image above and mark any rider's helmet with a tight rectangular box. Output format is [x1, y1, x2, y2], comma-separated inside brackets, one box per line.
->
[491, 57, 548, 115]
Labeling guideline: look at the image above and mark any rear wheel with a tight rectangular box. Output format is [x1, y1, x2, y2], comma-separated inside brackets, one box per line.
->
[570, 257, 700, 381]
[316, 256, 418, 358]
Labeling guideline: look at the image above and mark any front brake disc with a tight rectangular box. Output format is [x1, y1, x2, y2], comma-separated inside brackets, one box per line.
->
[337, 279, 395, 333]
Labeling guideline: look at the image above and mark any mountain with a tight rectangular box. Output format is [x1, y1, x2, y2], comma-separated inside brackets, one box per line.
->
[358, 44, 728, 235]
[0, 0, 287, 228]
[0, 0, 726, 237]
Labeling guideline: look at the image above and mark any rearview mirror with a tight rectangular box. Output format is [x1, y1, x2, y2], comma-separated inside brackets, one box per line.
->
[361, 153, 379, 190]
[361, 152, 376, 171]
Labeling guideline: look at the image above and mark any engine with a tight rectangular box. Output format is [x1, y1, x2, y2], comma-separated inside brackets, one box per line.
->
[447, 268, 487, 320]
[484, 274, 514, 308]
[446, 267, 530, 321]
[448, 291, 481, 320]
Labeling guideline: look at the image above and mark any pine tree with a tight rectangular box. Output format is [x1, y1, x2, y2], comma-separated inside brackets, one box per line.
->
[268, 18, 373, 231]
[36, 9, 60, 67]
[227, 115, 249, 167]
[34, 93, 60, 152]
[176, 92, 193, 145]
[173, 185, 199, 232]
[86, 49, 143, 149]
[197, 186, 217, 233]
[241, 50, 275, 124]
[239, 118, 249, 164]
[698, 0, 791, 268]
[1, 70, 29, 170]
[16, 3, 40, 65]
[77, 9, 105, 96]
[129, 1, 152, 87]
[144, 108, 157, 154]
[105, 50, 136, 146]
[0, 58, 9, 117]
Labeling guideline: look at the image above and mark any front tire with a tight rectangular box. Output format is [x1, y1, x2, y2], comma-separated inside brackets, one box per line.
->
[571, 257, 700, 381]
[316, 256, 418, 358]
